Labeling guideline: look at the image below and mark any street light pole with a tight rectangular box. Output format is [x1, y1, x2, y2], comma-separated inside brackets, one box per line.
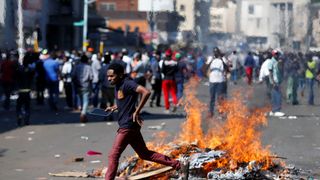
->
[82, 0, 96, 52]
[82, 0, 88, 52]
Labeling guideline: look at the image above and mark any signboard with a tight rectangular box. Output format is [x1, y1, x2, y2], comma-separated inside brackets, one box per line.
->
[73, 20, 84, 26]
[138, 0, 174, 12]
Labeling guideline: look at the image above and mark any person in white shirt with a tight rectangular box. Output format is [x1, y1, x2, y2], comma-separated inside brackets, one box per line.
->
[207, 47, 226, 118]
[258, 52, 272, 98]
[228, 51, 240, 84]
[91, 54, 101, 108]
[121, 48, 132, 75]
[61, 57, 73, 108]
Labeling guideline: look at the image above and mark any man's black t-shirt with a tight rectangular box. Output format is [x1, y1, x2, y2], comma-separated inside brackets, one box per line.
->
[115, 77, 140, 129]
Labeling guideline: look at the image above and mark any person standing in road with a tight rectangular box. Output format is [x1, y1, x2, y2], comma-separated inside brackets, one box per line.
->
[72, 54, 93, 123]
[42, 49, 60, 111]
[305, 55, 317, 105]
[244, 52, 255, 85]
[268, 50, 285, 117]
[206, 47, 226, 118]
[91, 54, 101, 108]
[104, 63, 181, 180]
[149, 50, 162, 107]
[15, 53, 35, 126]
[161, 49, 178, 113]
[0, 51, 18, 110]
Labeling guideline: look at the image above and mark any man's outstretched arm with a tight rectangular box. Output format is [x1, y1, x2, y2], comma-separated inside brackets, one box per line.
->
[133, 85, 151, 126]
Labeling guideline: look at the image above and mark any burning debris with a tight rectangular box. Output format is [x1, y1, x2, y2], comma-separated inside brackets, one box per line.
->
[114, 143, 308, 179]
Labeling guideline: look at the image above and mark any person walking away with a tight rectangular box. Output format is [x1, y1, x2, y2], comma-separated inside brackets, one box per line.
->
[104, 63, 181, 180]
[0, 51, 18, 110]
[305, 55, 317, 105]
[244, 52, 255, 85]
[42, 49, 60, 111]
[161, 49, 178, 113]
[61, 56, 74, 108]
[149, 51, 162, 107]
[91, 54, 101, 108]
[72, 54, 93, 123]
[206, 47, 226, 118]
[286, 56, 300, 105]
[268, 50, 285, 117]
[228, 50, 240, 85]
[15, 54, 35, 126]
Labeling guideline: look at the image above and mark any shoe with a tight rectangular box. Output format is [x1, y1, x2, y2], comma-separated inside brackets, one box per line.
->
[80, 114, 88, 123]
[149, 101, 153, 107]
[268, 111, 274, 116]
[274, 112, 285, 117]
[171, 106, 177, 113]
[17, 116, 23, 126]
[164, 110, 170, 114]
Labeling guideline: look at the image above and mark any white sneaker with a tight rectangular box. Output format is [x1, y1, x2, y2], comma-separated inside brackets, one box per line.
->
[163, 110, 171, 114]
[274, 112, 285, 117]
[268, 111, 274, 116]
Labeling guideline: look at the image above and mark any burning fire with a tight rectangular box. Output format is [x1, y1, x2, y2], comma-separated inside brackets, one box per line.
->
[118, 78, 279, 178]
[176, 78, 273, 171]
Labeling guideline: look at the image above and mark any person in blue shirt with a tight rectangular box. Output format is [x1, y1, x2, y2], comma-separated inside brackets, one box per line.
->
[104, 63, 180, 180]
[244, 52, 255, 85]
[42, 49, 60, 111]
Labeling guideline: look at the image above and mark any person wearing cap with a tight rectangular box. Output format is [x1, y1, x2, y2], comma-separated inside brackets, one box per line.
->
[161, 49, 178, 113]
[42, 49, 60, 111]
[175, 52, 187, 102]
[268, 50, 285, 117]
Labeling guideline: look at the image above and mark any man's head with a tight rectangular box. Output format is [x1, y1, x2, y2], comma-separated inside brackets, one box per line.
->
[40, 49, 50, 60]
[213, 47, 221, 58]
[107, 63, 124, 85]
[271, 49, 280, 59]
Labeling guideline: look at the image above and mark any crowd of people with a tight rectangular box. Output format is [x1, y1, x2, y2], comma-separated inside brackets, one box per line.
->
[0, 46, 320, 125]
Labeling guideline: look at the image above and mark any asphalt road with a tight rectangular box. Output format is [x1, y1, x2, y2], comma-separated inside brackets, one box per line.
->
[0, 78, 320, 180]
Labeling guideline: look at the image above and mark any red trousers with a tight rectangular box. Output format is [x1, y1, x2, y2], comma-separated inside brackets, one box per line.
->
[162, 80, 178, 110]
[245, 67, 253, 85]
[105, 128, 180, 180]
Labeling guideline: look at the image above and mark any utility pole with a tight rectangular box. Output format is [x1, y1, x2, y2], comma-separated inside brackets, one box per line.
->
[17, 0, 24, 64]
[82, 0, 96, 52]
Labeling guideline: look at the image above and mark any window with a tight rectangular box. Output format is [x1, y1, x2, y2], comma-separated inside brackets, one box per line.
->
[100, 3, 116, 11]
[180, 5, 185, 11]
[248, 5, 254, 15]
[256, 18, 261, 28]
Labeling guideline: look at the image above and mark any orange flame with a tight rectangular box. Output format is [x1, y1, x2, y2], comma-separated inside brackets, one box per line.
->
[176, 78, 272, 168]
[144, 77, 274, 172]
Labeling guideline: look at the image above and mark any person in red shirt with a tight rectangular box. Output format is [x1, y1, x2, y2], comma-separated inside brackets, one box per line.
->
[0, 52, 18, 110]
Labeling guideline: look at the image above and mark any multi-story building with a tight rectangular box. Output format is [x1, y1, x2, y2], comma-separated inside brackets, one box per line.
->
[210, 1, 237, 34]
[240, 0, 270, 49]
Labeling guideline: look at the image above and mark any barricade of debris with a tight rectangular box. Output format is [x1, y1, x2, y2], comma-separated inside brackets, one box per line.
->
[113, 143, 311, 180]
